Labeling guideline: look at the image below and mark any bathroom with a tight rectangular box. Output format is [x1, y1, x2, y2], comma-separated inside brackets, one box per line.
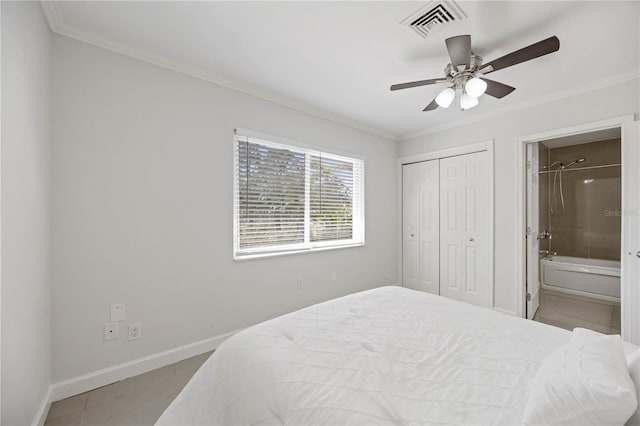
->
[531, 128, 621, 333]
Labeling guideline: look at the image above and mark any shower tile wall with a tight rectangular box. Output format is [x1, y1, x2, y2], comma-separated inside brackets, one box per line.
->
[545, 139, 621, 261]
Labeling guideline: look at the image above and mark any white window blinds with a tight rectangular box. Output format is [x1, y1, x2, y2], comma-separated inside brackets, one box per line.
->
[234, 132, 364, 259]
[310, 154, 355, 242]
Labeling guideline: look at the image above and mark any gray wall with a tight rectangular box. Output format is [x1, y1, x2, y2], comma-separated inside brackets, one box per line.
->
[51, 35, 398, 382]
[1, 2, 52, 424]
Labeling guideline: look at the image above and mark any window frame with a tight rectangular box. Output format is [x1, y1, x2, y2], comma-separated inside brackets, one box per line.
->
[233, 130, 365, 260]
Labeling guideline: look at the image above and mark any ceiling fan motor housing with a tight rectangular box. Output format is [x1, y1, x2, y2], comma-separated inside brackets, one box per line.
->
[444, 53, 483, 88]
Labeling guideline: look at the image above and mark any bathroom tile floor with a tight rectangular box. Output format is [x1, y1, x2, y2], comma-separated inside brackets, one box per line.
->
[44, 351, 213, 426]
[533, 290, 620, 334]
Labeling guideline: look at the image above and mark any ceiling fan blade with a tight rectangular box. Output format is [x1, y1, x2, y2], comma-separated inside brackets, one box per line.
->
[480, 36, 559, 74]
[390, 78, 445, 91]
[445, 35, 471, 68]
[423, 98, 439, 112]
[481, 78, 516, 98]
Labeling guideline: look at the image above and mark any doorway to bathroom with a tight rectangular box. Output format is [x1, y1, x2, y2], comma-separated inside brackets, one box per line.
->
[518, 115, 640, 345]
[527, 129, 621, 334]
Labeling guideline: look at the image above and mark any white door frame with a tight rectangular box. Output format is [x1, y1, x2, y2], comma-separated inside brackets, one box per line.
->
[525, 143, 541, 319]
[397, 140, 495, 309]
[0, 2, 4, 419]
[515, 114, 638, 342]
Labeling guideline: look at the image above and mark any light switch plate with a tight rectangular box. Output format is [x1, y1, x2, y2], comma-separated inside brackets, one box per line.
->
[110, 303, 125, 322]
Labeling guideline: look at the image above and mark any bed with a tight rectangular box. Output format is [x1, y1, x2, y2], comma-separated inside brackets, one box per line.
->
[157, 286, 639, 425]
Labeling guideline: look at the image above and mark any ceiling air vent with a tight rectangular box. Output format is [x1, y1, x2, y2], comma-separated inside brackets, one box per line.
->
[401, 1, 467, 39]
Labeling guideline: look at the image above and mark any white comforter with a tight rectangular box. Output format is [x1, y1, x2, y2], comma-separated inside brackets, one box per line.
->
[157, 286, 574, 425]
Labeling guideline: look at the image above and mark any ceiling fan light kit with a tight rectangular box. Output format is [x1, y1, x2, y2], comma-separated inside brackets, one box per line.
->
[465, 77, 487, 98]
[460, 92, 479, 110]
[391, 34, 560, 112]
[435, 87, 456, 108]
[434, 76, 486, 110]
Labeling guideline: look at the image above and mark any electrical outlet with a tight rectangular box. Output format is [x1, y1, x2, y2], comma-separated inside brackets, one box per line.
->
[331, 272, 337, 281]
[128, 323, 141, 341]
[110, 303, 125, 322]
[296, 277, 303, 289]
[104, 323, 118, 341]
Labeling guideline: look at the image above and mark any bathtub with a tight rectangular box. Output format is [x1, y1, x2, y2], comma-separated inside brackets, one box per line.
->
[540, 255, 620, 302]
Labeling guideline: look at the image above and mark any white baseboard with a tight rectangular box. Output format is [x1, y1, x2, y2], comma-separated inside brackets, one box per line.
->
[493, 307, 518, 317]
[49, 329, 239, 403]
[31, 386, 53, 426]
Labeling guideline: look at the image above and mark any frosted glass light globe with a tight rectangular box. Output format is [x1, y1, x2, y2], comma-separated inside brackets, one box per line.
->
[465, 77, 487, 98]
[460, 93, 479, 110]
[435, 87, 455, 108]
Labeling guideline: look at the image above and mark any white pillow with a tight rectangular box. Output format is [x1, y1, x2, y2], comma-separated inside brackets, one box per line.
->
[523, 328, 638, 426]
[625, 347, 640, 426]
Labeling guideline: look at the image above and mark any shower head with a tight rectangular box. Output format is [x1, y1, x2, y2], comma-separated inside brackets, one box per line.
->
[563, 157, 586, 168]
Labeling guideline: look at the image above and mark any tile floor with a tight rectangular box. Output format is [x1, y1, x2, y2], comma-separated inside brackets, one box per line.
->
[533, 290, 620, 334]
[44, 351, 213, 426]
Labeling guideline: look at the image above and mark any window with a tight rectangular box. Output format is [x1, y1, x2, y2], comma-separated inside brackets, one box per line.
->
[233, 131, 364, 259]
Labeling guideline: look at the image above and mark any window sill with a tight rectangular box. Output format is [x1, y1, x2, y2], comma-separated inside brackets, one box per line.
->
[233, 242, 365, 261]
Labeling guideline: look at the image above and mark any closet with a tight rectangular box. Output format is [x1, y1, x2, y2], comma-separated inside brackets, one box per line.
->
[402, 150, 490, 308]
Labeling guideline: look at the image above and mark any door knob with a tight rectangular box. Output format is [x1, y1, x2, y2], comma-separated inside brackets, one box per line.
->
[637, 251, 640, 259]
[469, 238, 475, 242]
[411, 234, 414, 237]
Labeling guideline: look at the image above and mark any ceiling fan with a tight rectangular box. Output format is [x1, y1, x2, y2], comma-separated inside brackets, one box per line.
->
[390, 35, 560, 111]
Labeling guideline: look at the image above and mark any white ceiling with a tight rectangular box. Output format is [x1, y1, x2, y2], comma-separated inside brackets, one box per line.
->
[45, 1, 640, 140]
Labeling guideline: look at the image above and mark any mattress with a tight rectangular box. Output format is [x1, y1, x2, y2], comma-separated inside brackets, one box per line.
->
[156, 286, 630, 425]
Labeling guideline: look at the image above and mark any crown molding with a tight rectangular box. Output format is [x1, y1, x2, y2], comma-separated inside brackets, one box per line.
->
[400, 68, 640, 141]
[40, 0, 63, 32]
[39, 1, 399, 142]
[39, 1, 639, 144]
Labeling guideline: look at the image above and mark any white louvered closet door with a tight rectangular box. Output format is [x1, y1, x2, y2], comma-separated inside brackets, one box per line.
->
[439, 151, 489, 307]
